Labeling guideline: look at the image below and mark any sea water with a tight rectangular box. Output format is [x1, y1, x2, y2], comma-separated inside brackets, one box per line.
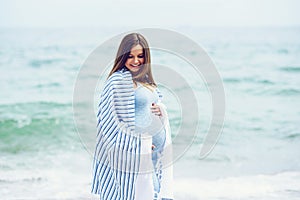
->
[0, 27, 299, 199]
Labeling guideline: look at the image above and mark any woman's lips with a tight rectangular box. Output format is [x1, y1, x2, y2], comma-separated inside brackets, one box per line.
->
[130, 64, 140, 67]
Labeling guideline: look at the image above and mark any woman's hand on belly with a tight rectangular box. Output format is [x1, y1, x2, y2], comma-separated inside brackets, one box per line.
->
[151, 144, 156, 151]
[151, 103, 162, 117]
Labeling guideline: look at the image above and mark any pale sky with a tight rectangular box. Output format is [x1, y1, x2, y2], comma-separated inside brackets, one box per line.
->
[0, 0, 299, 28]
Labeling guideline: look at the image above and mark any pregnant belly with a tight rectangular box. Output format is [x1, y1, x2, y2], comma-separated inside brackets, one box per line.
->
[135, 109, 165, 136]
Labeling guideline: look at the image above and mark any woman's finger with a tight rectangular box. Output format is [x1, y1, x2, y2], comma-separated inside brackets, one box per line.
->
[152, 145, 156, 150]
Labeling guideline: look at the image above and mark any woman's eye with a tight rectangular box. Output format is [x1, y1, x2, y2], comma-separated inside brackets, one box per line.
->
[128, 55, 133, 58]
[138, 55, 144, 58]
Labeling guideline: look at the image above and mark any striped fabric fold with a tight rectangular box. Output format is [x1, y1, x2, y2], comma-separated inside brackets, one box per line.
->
[91, 67, 141, 200]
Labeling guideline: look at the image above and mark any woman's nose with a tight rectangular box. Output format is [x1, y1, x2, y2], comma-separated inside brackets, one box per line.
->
[134, 57, 139, 63]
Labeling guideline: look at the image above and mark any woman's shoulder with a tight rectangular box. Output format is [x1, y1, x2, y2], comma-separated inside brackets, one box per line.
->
[107, 68, 130, 82]
[108, 71, 123, 81]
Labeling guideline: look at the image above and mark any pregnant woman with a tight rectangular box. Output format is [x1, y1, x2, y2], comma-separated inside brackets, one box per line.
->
[91, 33, 174, 200]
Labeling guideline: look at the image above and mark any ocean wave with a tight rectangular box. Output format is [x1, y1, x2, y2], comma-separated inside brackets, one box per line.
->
[223, 77, 275, 85]
[223, 77, 241, 83]
[0, 101, 76, 154]
[279, 66, 300, 72]
[0, 117, 65, 135]
[276, 88, 300, 95]
[0, 117, 76, 154]
[0, 102, 72, 124]
[285, 133, 300, 140]
[277, 48, 289, 54]
[0, 176, 44, 183]
[34, 82, 61, 88]
[29, 58, 65, 68]
[244, 87, 300, 96]
[0, 101, 71, 112]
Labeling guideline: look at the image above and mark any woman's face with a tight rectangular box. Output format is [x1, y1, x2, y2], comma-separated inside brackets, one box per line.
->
[125, 44, 145, 73]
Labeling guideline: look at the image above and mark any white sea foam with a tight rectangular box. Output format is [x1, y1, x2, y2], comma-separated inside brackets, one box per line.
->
[174, 171, 300, 200]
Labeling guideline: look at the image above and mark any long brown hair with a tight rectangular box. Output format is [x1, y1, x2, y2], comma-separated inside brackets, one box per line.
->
[108, 33, 156, 86]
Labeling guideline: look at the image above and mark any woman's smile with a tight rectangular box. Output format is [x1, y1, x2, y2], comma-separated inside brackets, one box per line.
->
[130, 63, 141, 67]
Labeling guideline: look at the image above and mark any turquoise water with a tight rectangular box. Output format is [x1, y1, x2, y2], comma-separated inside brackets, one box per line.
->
[0, 27, 300, 199]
